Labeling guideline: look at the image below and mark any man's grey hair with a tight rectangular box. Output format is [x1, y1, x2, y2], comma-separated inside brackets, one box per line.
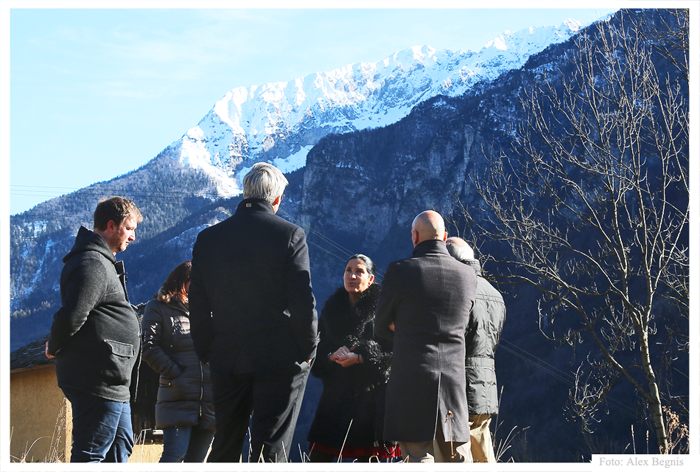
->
[242, 162, 289, 203]
[446, 237, 475, 262]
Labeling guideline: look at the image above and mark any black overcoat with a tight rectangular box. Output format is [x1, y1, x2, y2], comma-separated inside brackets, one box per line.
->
[307, 284, 393, 449]
[188, 198, 319, 377]
[375, 239, 477, 443]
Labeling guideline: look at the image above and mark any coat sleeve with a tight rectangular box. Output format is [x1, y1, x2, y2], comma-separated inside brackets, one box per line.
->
[189, 236, 214, 363]
[286, 226, 319, 362]
[48, 256, 107, 355]
[141, 301, 183, 379]
[374, 262, 399, 342]
[352, 335, 392, 381]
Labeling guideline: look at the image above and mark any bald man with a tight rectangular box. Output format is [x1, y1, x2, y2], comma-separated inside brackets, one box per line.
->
[375, 211, 477, 462]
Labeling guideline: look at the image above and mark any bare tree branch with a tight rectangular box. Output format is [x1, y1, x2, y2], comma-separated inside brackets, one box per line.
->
[454, 10, 688, 453]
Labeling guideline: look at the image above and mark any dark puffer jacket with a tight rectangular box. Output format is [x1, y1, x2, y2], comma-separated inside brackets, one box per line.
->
[142, 291, 215, 431]
[307, 283, 394, 449]
[48, 226, 140, 403]
[462, 259, 506, 416]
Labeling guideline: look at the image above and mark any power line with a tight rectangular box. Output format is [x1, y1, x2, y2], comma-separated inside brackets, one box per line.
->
[10, 184, 225, 203]
[278, 208, 387, 278]
[499, 338, 640, 420]
[11, 187, 388, 279]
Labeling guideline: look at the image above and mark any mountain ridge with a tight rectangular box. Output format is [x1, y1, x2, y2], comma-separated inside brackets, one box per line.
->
[169, 18, 588, 196]
[9, 17, 596, 318]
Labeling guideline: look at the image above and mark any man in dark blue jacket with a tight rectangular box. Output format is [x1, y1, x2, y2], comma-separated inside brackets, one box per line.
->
[189, 162, 318, 463]
[46, 196, 143, 462]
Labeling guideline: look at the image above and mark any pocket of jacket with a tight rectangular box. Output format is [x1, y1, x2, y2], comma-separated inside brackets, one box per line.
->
[106, 339, 135, 357]
[100, 339, 136, 385]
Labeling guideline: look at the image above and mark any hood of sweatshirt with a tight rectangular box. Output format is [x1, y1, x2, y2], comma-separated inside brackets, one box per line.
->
[63, 226, 116, 265]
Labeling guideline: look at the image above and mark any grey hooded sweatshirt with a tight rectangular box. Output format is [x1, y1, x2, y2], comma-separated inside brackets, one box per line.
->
[48, 226, 140, 402]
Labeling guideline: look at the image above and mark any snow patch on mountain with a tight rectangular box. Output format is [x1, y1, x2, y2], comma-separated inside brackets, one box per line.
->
[165, 18, 591, 199]
[11, 237, 59, 310]
[274, 145, 314, 173]
[162, 224, 209, 252]
[238, 145, 313, 181]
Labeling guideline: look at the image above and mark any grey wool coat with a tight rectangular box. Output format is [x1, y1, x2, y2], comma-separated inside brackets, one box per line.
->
[375, 239, 477, 443]
[462, 259, 506, 416]
[141, 292, 215, 431]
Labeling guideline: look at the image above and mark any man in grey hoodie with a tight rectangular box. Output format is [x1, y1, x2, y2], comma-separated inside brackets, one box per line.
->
[46, 196, 143, 462]
[446, 237, 506, 463]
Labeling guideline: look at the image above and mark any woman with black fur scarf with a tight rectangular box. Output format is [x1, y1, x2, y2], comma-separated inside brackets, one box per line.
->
[307, 254, 400, 462]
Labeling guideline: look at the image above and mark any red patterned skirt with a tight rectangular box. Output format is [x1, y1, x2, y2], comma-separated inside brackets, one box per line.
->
[309, 441, 401, 460]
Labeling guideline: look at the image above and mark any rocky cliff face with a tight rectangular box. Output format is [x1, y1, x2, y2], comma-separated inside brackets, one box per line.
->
[296, 92, 501, 312]
[300, 96, 476, 249]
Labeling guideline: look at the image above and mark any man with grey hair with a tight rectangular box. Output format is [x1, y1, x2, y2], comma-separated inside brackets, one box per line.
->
[446, 237, 506, 463]
[189, 162, 319, 463]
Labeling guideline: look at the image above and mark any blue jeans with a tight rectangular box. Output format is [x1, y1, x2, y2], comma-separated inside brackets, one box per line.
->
[61, 387, 134, 463]
[160, 425, 215, 462]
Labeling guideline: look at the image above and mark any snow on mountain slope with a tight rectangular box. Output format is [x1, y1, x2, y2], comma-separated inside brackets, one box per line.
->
[165, 19, 587, 198]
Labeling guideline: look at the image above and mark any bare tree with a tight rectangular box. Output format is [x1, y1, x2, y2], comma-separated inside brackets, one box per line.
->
[457, 10, 688, 453]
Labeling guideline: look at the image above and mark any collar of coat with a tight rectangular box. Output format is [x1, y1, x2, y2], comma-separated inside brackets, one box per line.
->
[322, 283, 381, 344]
[461, 258, 483, 276]
[412, 238, 450, 258]
[237, 197, 274, 214]
[155, 286, 190, 314]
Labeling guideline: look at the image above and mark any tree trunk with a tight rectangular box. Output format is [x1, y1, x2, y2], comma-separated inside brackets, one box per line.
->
[639, 329, 667, 452]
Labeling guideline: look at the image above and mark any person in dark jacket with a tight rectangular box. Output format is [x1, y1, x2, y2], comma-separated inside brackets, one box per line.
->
[307, 254, 400, 462]
[446, 237, 506, 463]
[46, 197, 143, 462]
[141, 261, 215, 462]
[375, 211, 477, 463]
[189, 162, 318, 463]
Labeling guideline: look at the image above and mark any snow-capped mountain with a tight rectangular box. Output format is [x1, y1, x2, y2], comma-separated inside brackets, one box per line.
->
[10, 16, 595, 343]
[171, 19, 585, 197]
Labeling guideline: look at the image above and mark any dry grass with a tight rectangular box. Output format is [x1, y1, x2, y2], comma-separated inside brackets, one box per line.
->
[663, 407, 689, 454]
[492, 386, 530, 462]
[10, 402, 67, 463]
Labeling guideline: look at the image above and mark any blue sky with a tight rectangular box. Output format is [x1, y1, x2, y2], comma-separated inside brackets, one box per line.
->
[5, 3, 621, 215]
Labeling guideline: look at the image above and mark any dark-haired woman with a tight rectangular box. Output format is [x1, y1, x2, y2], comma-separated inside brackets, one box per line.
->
[307, 254, 400, 462]
[141, 261, 215, 462]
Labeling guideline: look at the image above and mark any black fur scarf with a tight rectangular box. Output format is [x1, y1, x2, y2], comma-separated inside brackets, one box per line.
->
[313, 283, 392, 382]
